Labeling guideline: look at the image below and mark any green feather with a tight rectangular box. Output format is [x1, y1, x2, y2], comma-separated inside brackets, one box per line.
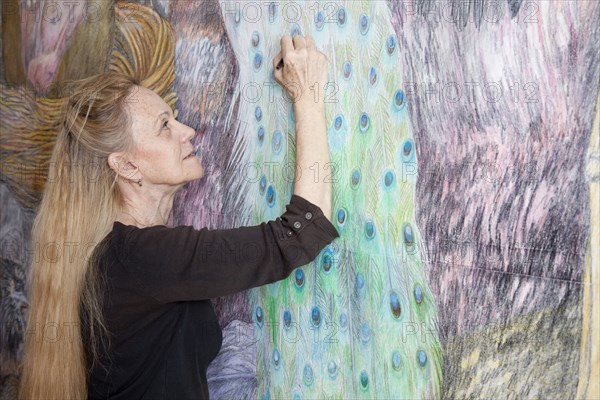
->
[222, 0, 444, 397]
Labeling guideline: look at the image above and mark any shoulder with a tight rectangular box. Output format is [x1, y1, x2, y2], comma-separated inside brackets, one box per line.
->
[110, 221, 201, 264]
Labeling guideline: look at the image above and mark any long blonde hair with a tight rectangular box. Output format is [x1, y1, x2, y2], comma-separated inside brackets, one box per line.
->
[18, 71, 140, 399]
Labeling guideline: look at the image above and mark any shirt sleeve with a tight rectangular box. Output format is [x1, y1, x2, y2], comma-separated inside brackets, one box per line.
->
[114, 194, 340, 303]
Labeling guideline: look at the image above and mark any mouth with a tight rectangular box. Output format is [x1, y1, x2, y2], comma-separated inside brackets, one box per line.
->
[183, 145, 200, 160]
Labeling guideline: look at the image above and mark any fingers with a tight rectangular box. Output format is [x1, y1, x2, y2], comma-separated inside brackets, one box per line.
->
[280, 35, 293, 55]
[273, 64, 283, 83]
[292, 35, 306, 49]
[272, 51, 283, 70]
[275, 34, 316, 72]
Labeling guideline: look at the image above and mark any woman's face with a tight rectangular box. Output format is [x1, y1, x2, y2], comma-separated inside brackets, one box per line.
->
[122, 86, 204, 187]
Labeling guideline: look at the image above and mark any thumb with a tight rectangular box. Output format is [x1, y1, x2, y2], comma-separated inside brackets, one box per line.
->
[272, 52, 283, 70]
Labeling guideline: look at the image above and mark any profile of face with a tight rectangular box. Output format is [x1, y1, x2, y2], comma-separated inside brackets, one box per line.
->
[109, 86, 204, 190]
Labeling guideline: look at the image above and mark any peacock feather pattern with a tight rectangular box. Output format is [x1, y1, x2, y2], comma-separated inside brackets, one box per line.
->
[220, 1, 443, 398]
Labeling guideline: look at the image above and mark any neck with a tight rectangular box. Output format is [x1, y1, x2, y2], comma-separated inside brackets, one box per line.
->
[117, 186, 177, 228]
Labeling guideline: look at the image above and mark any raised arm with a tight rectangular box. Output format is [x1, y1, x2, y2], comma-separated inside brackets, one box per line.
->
[272, 35, 333, 221]
[113, 194, 339, 303]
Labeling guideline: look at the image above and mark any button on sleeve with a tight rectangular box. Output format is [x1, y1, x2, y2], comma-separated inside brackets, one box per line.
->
[272, 194, 340, 265]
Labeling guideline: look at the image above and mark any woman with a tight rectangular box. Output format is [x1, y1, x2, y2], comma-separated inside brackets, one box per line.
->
[18, 34, 338, 399]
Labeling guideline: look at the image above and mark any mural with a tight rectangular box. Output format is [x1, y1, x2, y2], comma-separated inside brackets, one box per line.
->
[1, 0, 598, 398]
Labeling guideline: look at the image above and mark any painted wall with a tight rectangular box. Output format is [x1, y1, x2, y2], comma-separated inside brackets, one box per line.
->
[1, 0, 598, 398]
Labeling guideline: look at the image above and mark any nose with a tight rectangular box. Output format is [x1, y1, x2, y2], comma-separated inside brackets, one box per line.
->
[181, 123, 196, 142]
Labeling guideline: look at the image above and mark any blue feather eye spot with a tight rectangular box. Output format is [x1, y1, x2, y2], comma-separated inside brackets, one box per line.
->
[253, 52, 263, 70]
[390, 291, 402, 319]
[360, 370, 369, 389]
[259, 175, 267, 195]
[321, 252, 333, 273]
[414, 284, 423, 304]
[360, 322, 371, 343]
[272, 130, 282, 153]
[255, 306, 263, 327]
[255, 106, 262, 121]
[290, 23, 302, 37]
[365, 220, 375, 239]
[359, 14, 369, 35]
[402, 138, 414, 160]
[283, 310, 291, 328]
[369, 67, 377, 86]
[387, 34, 397, 54]
[403, 223, 415, 252]
[311, 306, 321, 327]
[327, 360, 338, 379]
[337, 207, 347, 226]
[315, 10, 325, 30]
[337, 7, 346, 26]
[384, 169, 395, 188]
[394, 89, 406, 109]
[251, 31, 260, 48]
[356, 272, 365, 290]
[339, 312, 348, 329]
[266, 185, 276, 207]
[359, 112, 370, 132]
[351, 169, 361, 187]
[392, 351, 402, 370]
[303, 364, 314, 386]
[404, 225, 413, 242]
[334, 114, 344, 131]
[343, 61, 352, 80]
[257, 126, 264, 144]
[268, 2, 277, 20]
[294, 268, 305, 288]
[417, 350, 428, 367]
[272, 348, 281, 369]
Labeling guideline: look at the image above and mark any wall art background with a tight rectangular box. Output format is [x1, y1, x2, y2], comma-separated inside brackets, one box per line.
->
[1, 0, 598, 398]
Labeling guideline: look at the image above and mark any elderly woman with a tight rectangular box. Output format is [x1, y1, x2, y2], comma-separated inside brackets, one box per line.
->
[18, 35, 338, 399]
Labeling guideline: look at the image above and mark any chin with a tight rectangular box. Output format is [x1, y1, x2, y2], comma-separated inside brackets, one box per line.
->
[181, 158, 204, 179]
[187, 166, 205, 182]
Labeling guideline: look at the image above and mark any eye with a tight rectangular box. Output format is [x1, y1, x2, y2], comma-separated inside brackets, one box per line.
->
[162, 120, 169, 129]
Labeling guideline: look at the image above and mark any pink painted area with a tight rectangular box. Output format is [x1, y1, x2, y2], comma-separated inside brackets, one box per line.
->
[19, 0, 87, 93]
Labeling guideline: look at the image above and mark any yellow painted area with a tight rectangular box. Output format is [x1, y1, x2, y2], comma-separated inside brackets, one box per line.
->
[460, 347, 481, 370]
[445, 300, 588, 398]
[578, 88, 600, 400]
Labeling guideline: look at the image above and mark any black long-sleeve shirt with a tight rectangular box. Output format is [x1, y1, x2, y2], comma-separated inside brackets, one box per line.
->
[85, 194, 340, 399]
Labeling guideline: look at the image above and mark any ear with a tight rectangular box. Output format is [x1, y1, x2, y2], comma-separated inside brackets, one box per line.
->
[108, 152, 141, 182]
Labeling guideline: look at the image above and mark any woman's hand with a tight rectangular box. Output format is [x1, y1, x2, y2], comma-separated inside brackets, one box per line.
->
[272, 35, 329, 109]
